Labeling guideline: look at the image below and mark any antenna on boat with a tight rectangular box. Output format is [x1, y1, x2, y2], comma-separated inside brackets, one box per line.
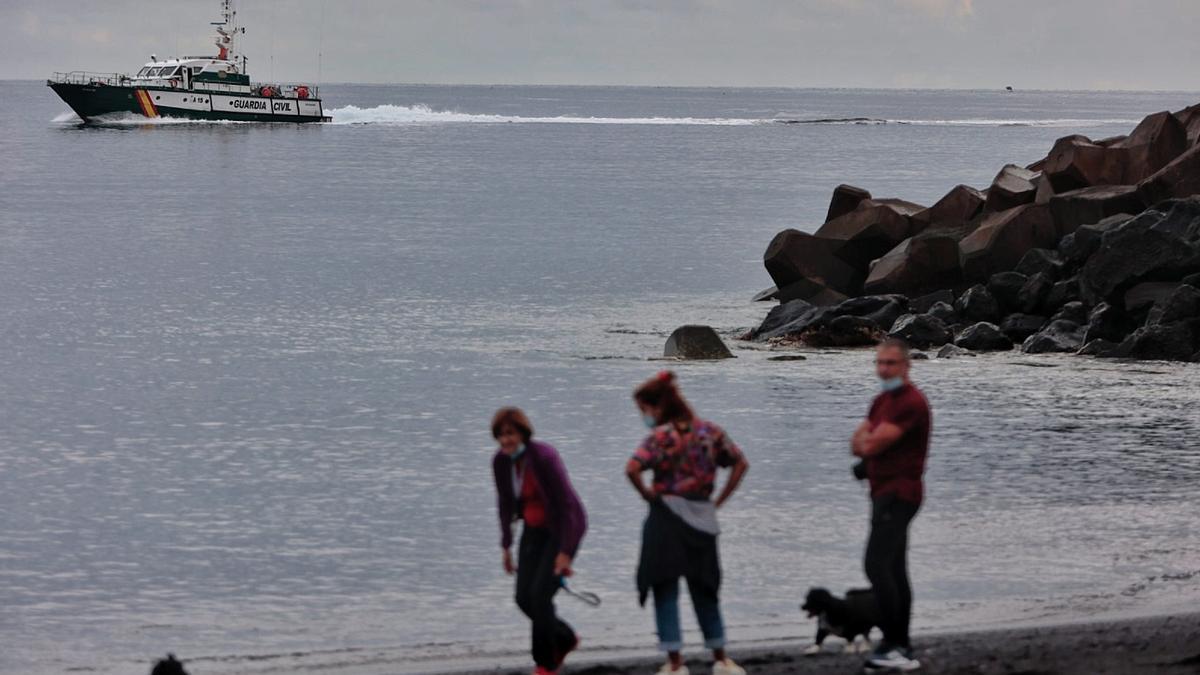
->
[317, 0, 326, 87]
[212, 0, 245, 67]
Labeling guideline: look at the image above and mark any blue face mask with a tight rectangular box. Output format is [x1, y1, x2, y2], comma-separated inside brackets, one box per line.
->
[880, 376, 905, 393]
[642, 414, 658, 429]
[512, 442, 527, 459]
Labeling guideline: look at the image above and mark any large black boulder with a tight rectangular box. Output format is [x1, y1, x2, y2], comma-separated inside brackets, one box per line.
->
[955, 284, 1002, 323]
[1149, 284, 1200, 325]
[1001, 313, 1048, 342]
[1017, 272, 1054, 314]
[1107, 320, 1200, 361]
[1014, 248, 1064, 279]
[1052, 301, 1089, 326]
[1043, 277, 1081, 313]
[1079, 202, 1200, 305]
[927, 301, 958, 325]
[1057, 213, 1132, 268]
[988, 271, 1029, 313]
[1083, 302, 1130, 344]
[955, 322, 1014, 351]
[833, 295, 911, 332]
[889, 313, 954, 348]
[751, 298, 816, 339]
[1022, 319, 1085, 354]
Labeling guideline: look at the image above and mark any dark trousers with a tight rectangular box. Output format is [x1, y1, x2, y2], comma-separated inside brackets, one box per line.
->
[516, 527, 577, 669]
[864, 495, 920, 648]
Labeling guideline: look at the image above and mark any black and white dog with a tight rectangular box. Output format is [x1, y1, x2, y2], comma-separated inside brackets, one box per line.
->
[800, 587, 881, 655]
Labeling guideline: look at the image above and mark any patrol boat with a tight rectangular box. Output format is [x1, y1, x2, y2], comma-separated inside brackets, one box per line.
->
[47, 0, 329, 123]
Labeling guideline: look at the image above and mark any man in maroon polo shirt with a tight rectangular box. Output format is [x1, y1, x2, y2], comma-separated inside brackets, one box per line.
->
[851, 338, 930, 673]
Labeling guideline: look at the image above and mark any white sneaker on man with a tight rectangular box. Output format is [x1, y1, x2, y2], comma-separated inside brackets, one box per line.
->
[864, 645, 921, 672]
[654, 663, 688, 675]
[712, 658, 745, 675]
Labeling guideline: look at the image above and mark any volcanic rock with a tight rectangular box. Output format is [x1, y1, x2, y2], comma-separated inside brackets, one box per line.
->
[664, 325, 734, 359]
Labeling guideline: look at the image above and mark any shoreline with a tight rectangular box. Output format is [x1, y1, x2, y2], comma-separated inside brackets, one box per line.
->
[458, 611, 1200, 675]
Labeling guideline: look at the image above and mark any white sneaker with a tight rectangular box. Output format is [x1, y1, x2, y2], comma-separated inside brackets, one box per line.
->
[655, 663, 688, 675]
[865, 646, 921, 672]
[712, 658, 745, 675]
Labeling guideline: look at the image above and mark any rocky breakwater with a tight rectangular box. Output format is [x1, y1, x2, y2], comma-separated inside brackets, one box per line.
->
[749, 104, 1200, 362]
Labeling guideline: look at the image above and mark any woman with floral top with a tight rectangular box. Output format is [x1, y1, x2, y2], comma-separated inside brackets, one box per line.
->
[625, 371, 750, 675]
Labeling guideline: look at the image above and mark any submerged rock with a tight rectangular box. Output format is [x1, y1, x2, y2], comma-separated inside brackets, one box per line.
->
[664, 325, 735, 359]
[1022, 319, 1085, 354]
[937, 343, 975, 359]
[1000, 313, 1048, 342]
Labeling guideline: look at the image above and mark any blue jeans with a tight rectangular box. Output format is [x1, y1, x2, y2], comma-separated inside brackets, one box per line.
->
[652, 577, 726, 652]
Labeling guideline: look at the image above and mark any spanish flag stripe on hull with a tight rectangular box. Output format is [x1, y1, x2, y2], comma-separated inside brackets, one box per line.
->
[135, 89, 158, 118]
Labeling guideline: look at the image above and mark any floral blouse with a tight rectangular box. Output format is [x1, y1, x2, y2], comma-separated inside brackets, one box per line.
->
[631, 419, 743, 499]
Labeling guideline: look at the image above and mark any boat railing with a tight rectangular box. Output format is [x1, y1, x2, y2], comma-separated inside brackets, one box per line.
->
[49, 71, 132, 86]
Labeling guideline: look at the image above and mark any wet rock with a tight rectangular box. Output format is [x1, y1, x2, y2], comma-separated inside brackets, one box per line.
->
[955, 322, 1013, 351]
[888, 313, 954, 348]
[799, 315, 884, 347]
[937, 343, 975, 359]
[1021, 319, 1085, 354]
[984, 164, 1040, 213]
[955, 284, 1002, 323]
[1057, 213, 1133, 267]
[1078, 338, 1120, 357]
[768, 354, 808, 362]
[927, 301, 958, 325]
[1048, 185, 1145, 239]
[816, 198, 925, 269]
[1139, 144, 1200, 204]
[764, 229, 863, 297]
[1043, 277, 1082, 312]
[1124, 282, 1181, 312]
[1077, 207, 1199, 305]
[1000, 313, 1048, 342]
[1017, 272, 1054, 314]
[987, 271, 1029, 313]
[910, 289, 955, 314]
[664, 325, 735, 359]
[1111, 111, 1188, 183]
[1052, 301, 1089, 325]
[834, 295, 910, 331]
[911, 352, 930, 360]
[826, 184, 872, 223]
[1108, 320, 1200, 362]
[1083, 302, 1129, 344]
[1014, 249, 1065, 279]
[959, 204, 1057, 281]
[1043, 135, 1125, 192]
[1152, 284, 1200, 324]
[863, 233, 962, 295]
[911, 184, 986, 231]
[751, 298, 817, 339]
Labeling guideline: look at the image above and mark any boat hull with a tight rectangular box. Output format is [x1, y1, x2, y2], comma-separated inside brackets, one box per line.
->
[48, 82, 330, 123]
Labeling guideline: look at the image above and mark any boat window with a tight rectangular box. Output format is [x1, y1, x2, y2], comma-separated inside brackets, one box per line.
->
[191, 66, 203, 75]
[164, 66, 181, 77]
[137, 67, 151, 76]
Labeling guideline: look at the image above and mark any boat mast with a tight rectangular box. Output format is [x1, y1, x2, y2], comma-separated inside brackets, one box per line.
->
[212, 0, 246, 70]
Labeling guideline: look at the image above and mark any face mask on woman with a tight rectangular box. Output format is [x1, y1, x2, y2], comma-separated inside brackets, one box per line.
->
[642, 414, 658, 429]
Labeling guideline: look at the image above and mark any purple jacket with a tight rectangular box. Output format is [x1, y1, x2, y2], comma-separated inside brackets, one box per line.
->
[492, 440, 588, 557]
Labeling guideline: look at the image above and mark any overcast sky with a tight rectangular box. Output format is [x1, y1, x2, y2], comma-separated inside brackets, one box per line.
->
[4, 0, 1199, 89]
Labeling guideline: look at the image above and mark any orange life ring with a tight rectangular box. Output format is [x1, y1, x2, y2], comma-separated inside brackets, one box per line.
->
[296, 86, 309, 99]
[169, 78, 179, 88]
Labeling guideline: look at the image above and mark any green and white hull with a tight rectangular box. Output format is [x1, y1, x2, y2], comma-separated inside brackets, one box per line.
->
[49, 81, 329, 124]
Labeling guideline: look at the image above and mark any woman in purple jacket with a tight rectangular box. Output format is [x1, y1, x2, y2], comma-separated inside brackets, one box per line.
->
[492, 407, 588, 675]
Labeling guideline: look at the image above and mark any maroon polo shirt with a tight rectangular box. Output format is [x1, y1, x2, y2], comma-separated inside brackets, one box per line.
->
[866, 382, 931, 505]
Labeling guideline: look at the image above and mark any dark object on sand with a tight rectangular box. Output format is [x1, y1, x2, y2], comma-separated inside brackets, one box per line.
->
[151, 654, 188, 675]
[800, 587, 881, 654]
[663, 325, 735, 360]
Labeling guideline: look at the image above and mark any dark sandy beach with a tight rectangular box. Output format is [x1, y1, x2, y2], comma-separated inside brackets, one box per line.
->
[472, 613, 1200, 675]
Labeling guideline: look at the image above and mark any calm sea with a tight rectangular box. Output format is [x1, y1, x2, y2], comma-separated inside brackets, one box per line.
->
[1, 82, 1198, 674]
